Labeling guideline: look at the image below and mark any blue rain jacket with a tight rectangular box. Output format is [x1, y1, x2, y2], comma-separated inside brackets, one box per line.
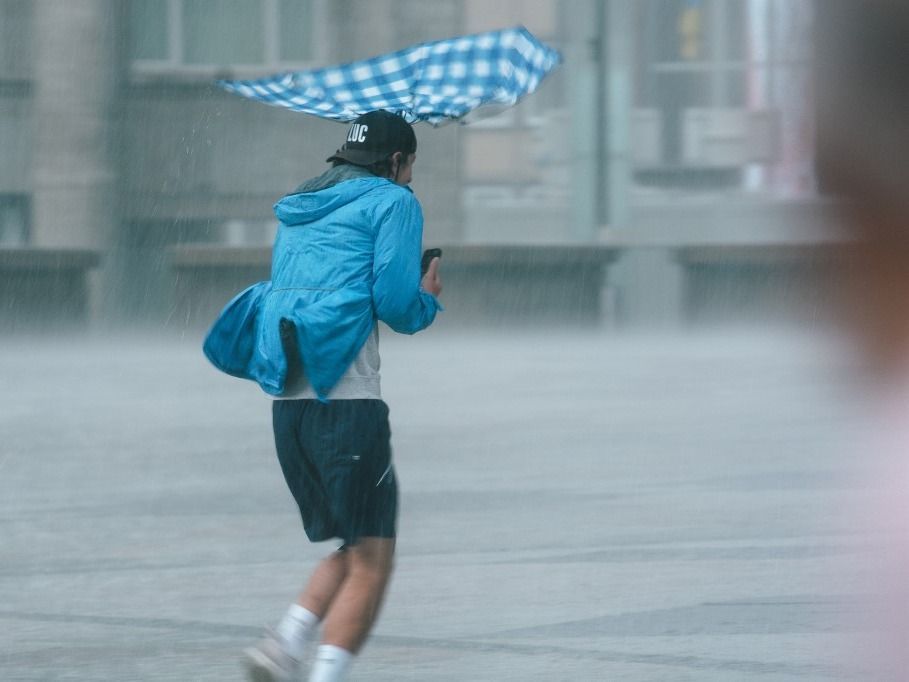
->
[203, 171, 441, 400]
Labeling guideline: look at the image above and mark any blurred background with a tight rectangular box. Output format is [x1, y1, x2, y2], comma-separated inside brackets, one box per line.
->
[0, 0, 827, 333]
[2, 2, 879, 680]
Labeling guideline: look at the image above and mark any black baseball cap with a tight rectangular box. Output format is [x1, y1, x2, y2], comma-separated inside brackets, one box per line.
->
[327, 110, 417, 166]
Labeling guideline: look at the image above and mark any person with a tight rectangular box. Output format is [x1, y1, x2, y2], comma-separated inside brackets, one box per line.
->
[206, 109, 442, 682]
[815, 2, 909, 678]
[815, 0, 909, 376]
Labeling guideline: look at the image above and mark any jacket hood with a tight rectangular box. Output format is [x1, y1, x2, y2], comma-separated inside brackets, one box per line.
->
[274, 165, 388, 227]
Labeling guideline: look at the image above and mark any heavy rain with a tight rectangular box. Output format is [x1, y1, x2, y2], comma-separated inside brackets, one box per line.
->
[1, 1, 906, 680]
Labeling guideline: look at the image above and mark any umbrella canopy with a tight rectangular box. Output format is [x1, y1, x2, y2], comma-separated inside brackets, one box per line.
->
[217, 26, 561, 126]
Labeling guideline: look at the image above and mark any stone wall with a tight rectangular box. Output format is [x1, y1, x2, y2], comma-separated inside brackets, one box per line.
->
[0, 249, 100, 332]
[170, 244, 620, 332]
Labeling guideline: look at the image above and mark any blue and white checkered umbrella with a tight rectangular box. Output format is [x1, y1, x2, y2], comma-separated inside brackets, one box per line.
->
[218, 26, 561, 126]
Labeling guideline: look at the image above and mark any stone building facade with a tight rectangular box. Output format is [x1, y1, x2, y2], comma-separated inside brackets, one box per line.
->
[0, 0, 825, 331]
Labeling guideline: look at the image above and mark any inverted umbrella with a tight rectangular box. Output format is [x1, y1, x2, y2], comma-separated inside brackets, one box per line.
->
[217, 26, 561, 126]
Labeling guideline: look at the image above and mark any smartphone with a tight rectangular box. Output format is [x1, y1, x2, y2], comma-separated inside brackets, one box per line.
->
[421, 248, 442, 276]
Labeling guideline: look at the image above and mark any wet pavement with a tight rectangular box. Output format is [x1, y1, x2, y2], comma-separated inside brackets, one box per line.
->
[0, 328, 872, 680]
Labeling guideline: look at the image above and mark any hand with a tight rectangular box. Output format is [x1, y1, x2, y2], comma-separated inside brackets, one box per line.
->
[420, 257, 442, 297]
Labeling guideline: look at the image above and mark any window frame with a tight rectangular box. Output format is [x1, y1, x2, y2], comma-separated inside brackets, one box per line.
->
[0, 193, 31, 247]
[129, 0, 327, 79]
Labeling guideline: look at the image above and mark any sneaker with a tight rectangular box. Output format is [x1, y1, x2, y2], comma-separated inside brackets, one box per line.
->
[243, 628, 302, 682]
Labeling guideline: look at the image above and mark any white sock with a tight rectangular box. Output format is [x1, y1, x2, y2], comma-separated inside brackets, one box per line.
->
[307, 644, 354, 682]
[275, 604, 319, 659]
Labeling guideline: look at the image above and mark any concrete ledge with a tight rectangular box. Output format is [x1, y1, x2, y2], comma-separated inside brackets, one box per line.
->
[171, 245, 269, 268]
[436, 245, 620, 326]
[0, 248, 101, 332]
[0, 78, 31, 97]
[676, 243, 853, 267]
[0, 248, 100, 270]
[675, 243, 854, 324]
[170, 244, 622, 329]
[171, 244, 620, 268]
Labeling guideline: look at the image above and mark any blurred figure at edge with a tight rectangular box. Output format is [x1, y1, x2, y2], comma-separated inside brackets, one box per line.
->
[815, 1, 909, 677]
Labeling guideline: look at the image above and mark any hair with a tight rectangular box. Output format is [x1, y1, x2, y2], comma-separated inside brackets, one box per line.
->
[815, 0, 909, 203]
[332, 147, 414, 180]
[331, 156, 393, 178]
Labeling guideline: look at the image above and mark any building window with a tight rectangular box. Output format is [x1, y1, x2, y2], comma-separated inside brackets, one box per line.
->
[277, 0, 314, 62]
[128, 0, 318, 71]
[182, 0, 266, 65]
[128, 0, 169, 61]
[638, 0, 748, 113]
[0, 0, 32, 78]
[0, 194, 30, 247]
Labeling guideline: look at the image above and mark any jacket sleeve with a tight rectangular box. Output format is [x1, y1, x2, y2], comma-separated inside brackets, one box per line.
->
[372, 191, 442, 334]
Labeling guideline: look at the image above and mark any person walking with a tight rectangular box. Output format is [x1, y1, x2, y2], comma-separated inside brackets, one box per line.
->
[233, 109, 442, 681]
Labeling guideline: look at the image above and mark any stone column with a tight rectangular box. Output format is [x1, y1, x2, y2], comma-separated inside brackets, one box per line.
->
[391, 0, 464, 245]
[30, 0, 122, 320]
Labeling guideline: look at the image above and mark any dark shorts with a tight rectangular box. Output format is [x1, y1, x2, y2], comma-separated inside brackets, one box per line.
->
[272, 399, 397, 545]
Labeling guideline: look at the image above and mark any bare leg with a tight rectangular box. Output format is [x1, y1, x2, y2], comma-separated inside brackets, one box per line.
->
[320, 537, 395, 653]
[297, 548, 350, 619]
[243, 553, 349, 679]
